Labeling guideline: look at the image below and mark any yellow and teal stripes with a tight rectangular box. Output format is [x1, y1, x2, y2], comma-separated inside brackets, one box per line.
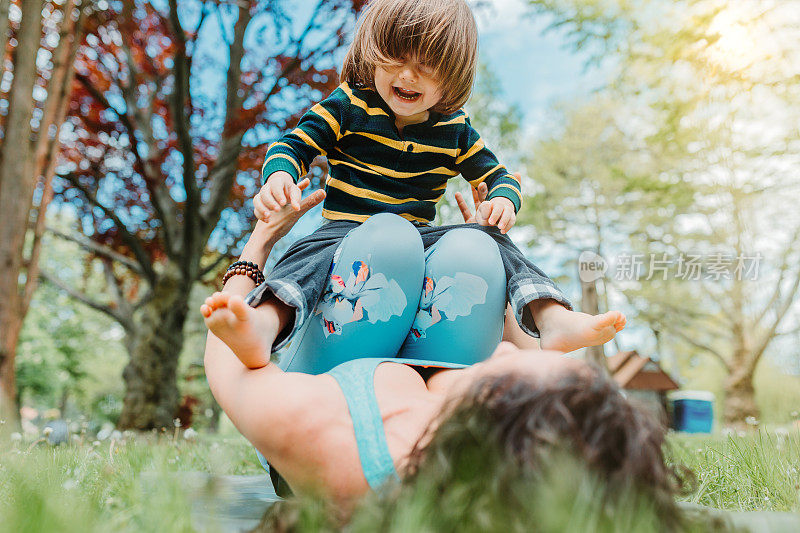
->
[262, 81, 522, 223]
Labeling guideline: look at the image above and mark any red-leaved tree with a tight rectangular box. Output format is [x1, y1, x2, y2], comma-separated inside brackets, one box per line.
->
[45, 0, 364, 429]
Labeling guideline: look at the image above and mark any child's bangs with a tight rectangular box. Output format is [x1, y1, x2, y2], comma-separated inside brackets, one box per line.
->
[370, 3, 471, 81]
[342, 0, 478, 113]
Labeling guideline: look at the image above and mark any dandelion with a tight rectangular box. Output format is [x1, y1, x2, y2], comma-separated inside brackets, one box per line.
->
[10, 432, 22, 442]
[173, 418, 181, 428]
[183, 428, 198, 440]
[43, 427, 54, 437]
[93, 440, 101, 447]
[745, 416, 758, 426]
[62, 478, 78, 490]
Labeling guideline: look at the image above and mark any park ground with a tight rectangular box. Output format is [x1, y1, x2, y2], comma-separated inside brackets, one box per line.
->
[1, 427, 799, 532]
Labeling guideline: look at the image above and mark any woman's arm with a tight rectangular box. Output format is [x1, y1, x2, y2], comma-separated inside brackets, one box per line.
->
[202, 180, 324, 410]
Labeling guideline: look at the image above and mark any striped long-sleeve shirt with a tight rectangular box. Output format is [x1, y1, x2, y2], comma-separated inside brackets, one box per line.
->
[262, 82, 522, 224]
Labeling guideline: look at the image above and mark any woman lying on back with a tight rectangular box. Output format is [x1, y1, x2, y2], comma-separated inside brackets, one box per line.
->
[201, 185, 679, 520]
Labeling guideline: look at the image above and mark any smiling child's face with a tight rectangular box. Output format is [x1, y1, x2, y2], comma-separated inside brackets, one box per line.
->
[374, 56, 443, 126]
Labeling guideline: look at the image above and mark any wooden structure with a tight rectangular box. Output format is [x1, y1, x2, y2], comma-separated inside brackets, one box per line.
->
[608, 351, 679, 422]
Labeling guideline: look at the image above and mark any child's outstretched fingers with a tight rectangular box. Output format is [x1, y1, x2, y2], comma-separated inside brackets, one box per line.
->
[475, 201, 492, 225]
[286, 181, 301, 211]
[499, 206, 515, 234]
[488, 200, 503, 226]
[254, 193, 270, 222]
[272, 181, 287, 208]
[259, 184, 279, 212]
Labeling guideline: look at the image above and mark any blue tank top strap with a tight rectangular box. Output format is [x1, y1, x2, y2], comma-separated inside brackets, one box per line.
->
[325, 357, 467, 491]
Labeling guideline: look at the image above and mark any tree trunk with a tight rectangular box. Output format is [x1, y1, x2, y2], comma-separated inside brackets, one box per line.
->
[0, 0, 10, 71]
[208, 398, 223, 433]
[0, 0, 44, 432]
[722, 366, 759, 427]
[581, 278, 607, 369]
[117, 263, 192, 430]
[0, 311, 22, 429]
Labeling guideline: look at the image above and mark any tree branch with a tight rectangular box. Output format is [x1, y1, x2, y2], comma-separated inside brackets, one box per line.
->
[167, 0, 200, 264]
[115, 42, 180, 256]
[22, 1, 86, 315]
[101, 259, 134, 329]
[74, 72, 149, 177]
[638, 309, 732, 373]
[58, 172, 157, 283]
[76, 67, 179, 256]
[40, 269, 133, 330]
[199, 1, 252, 231]
[199, 252, 231, 278]
[755, 225, 800, 330]
[45, 225, 144, 275]
[199, 220, 256, 277]
[749, 250, 800, 373]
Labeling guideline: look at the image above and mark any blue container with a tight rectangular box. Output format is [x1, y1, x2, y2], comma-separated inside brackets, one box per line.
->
[669, 391, 714, 433]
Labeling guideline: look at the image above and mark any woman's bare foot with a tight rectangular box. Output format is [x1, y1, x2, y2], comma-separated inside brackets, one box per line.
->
[531, 300, 626, 353]
[201, 292, 277, 369]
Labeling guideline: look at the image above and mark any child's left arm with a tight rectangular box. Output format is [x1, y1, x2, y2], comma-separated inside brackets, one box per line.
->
[454, 116, 522, 234]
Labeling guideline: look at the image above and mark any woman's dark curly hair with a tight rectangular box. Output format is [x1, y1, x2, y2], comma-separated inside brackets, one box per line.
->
[395, 363, 688, 530]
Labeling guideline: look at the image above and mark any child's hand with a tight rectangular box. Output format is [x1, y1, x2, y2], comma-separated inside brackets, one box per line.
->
[455, 182, 488, 224]
[254, 171, 301, 221]
[476, 196, 516, 234]
[256, 177, 325, 244]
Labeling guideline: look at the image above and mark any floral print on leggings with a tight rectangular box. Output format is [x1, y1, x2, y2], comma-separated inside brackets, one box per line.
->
[316, 259, 407, 337]
[408, 273, 488, 340]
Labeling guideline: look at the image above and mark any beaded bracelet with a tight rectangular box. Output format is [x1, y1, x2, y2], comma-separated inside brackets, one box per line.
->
[222, 260, 265, 287]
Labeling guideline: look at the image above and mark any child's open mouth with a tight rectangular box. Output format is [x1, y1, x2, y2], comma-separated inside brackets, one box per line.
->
[393, 86, 422, 102]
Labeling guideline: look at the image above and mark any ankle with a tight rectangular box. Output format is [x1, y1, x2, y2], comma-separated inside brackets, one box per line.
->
[529, 299, 567, 330]
[257, 298, 295, 344]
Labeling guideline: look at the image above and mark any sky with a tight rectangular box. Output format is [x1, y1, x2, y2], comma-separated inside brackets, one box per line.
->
[472, 0, 604, 135]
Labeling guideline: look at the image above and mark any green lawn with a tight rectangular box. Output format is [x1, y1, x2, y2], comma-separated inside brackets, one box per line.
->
[1, 429, 798, 532]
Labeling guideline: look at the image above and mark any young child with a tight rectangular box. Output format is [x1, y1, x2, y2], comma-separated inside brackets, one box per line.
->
[205, 0, 626, 372]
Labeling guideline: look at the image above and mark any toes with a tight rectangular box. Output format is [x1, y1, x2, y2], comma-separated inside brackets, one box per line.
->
[200, 304, 211, 318]
[228, 296, 250, 321]
[206, 292, 222, 308]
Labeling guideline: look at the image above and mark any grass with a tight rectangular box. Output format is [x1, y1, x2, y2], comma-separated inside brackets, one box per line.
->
[1, 429, 798, 532]
[669, 431, 800, 512]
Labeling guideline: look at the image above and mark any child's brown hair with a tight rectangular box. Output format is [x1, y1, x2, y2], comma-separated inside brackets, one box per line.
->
[341, 0, 478, 114]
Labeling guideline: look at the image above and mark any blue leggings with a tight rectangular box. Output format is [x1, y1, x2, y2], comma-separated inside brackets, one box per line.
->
[275, 213, 506, 374]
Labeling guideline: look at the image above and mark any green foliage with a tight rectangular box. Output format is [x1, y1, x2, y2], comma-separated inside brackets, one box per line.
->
[17, 230, 127, 419]
[0, 433, 259, 533]
[18, 219, 220, 427]
[521, 0, 800, 422]
[670, 431, 800, 512]
[1, 431, 799, 531]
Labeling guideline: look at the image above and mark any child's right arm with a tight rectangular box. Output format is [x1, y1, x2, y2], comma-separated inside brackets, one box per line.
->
[256, 86, 347, 220]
